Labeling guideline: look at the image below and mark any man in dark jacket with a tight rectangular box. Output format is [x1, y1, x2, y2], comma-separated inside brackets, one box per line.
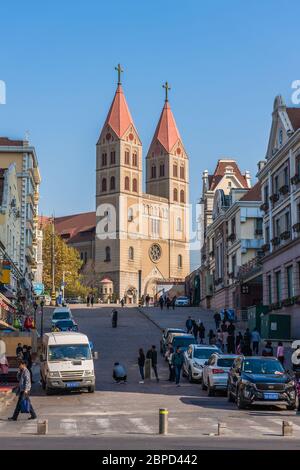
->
[185, 316, 193, 333]
[9, 360, 37, 421]
[172, 347, 184, 386]
[213, 312, 221, 330]
[146, 345, 159, 382]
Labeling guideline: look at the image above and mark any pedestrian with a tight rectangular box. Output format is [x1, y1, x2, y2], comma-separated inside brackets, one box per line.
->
[277, 342, 285, 365]
[113, 362, 127, 383]
[166, 297, 171, 310]
[213, 311, 221, 330]
[146, 345, 159, 382]
[120, 298, 125, 307]
[198, 322, 205, 344]
[172, 347, 184, 386]
[243, 328, 252, 355]
[145, 294, 150, 307]
[251, 328, 261, 355]
[86, 295, 90, 307]
[192, 320, 198, 341]
[90, 294, 94, 307]
[16, 343, 23, 358]
[8, 360, 37, 421]
[0, 353, 9, 385]
[138, 349, 145, 384]
[223, 309, 229, 322]
[165, 345, 175, 381]
[111, 309, 118, 328]
[185, 316, 193, 334]
[227, 334, 235, 354]
[236, 332, 243, 348]
[227, 321, 235, 336]
[171, 296, 177, 310]
[216, 329, 223, 351]
[159, 296, 164, 310]
[208, 329, 214, 345]
[262, 340, 273, 357]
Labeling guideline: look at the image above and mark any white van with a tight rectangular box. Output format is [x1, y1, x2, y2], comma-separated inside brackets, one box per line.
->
[40, 332, 96, 395]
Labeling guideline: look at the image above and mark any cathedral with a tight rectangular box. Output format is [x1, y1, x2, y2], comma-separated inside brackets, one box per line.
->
[95, 66, 190, 303]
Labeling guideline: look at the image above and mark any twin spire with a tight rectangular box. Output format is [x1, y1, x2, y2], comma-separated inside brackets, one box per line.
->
[101, 65, 182, 153]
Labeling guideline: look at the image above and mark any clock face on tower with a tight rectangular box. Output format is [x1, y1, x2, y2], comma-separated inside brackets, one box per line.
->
[149, 243, 162, 262]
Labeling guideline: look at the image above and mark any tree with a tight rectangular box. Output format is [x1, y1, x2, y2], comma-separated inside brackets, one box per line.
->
[42, 223, 88, 298]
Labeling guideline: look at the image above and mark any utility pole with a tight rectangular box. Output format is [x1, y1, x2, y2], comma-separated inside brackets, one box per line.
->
[51, 217, 56, 306]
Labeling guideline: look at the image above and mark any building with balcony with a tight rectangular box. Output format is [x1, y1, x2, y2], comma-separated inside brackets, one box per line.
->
[257, 96, 300, 336]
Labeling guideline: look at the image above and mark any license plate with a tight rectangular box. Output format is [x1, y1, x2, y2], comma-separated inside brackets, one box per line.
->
[264, 392, 279, 400]
[66, 382, 81, 388]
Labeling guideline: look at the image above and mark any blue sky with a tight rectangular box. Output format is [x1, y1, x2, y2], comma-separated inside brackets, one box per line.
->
[1, 0, 300, 227]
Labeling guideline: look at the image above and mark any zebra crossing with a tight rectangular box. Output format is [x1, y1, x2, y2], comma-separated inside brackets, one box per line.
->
[2, 413, 300, 438]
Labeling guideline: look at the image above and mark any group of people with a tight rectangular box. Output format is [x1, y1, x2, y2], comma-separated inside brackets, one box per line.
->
[164, 345, 185, 386]
[158, 295, 177, 311]
[112, 345, 160, 385]
[86, 294, 95, 307]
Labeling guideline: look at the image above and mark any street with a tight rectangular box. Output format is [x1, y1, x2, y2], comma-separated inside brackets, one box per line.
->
[1, 305, 300, 449]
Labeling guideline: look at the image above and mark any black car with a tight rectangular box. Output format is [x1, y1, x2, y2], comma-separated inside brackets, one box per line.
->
[227, 356, 296, 410]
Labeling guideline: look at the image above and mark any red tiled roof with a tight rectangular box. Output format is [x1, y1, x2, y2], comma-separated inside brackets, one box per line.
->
[150, 101, 181, 153]
[0, 137, 24, 147]
[54, 212, 96, 244]
[209, 160, 249, 190]
[239, 181, 261, 202]
[101, 84, 137, 139]
[286, 108, 300, 131]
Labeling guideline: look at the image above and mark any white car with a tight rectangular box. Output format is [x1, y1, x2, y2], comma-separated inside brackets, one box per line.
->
[202, 353, 238, 396]
[175, 296, 190, 307]
[183, 344, 221, 383]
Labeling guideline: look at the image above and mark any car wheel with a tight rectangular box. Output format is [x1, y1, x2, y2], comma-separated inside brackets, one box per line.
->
[202, 378, 207, 391]
[227, 385, 235, 402]
[188, 369, 194, 383]
[237, 389, 247, 409]
[207, 380, 215, 397]
[88, 386, 95, 393]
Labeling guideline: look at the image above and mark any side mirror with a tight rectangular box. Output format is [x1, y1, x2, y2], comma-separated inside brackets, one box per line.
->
[93, 351, 99, 360]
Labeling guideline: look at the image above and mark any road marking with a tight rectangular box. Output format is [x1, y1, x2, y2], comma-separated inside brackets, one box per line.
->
[60, 419, 78, 435]
[269, 418, 300, 431]
[95, 418, 111, 430]
[249, 425, 276, 435]
[129, 417, 153, 434]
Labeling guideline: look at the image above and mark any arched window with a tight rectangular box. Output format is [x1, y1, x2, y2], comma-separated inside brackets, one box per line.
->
[132, 153, 138, 167]
[159, 164, 165, 177]
[180, 166, 185, 179]
[180, 190, 185, 203]
[102, 153, 107, 166]
[173, 164, 178, 178]
[178, 254, 182, 269]
[110, 151, 116, 164]
[132, 178, 138, 192]
[125, 176, 130, 191]
[128, 246, 134, 260]
[177, 217, 182, 231]
[110, 176, 115, 190]
[173, 188, 178, 202]
[125, 150, 130, 165]
[105, 246, 111, 262]
[151, 166, 156, 179]
[102, 178, 107, 192]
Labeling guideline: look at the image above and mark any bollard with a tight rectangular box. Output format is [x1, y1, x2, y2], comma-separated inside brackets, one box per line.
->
[217, 422, 227, 436]
[282, 420, 293, 436]
[159, 408, 168, 435]
[145, 358, 152, 380]
[37, 419, 48, 435]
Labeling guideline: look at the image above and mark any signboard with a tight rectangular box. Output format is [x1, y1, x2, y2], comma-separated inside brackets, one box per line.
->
[271, 322, 277, 331]
[33, 283, 44, 296]
[0, 261, 11, 284]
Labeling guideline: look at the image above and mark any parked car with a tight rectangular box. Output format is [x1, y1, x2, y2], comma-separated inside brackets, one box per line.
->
[160, 328, 186, 355]
[52, 307, 73, 327]
[227, 356, 296, 410]
[66, 297, 81, 304]
[183, 344, 221, 383]
[52, 319, 78, 332]
[170, 334, 197, 356]
[175, 296, 190, 307]
[202, 353, 238, 395]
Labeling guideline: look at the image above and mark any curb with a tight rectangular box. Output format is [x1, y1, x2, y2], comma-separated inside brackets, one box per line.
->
[137, 307, 163, 331]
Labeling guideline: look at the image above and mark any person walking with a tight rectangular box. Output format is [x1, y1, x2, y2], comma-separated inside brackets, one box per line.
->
[262, 340, 273, 357]
[90, 294, 94, 307]
[251, 328, 261, 355]
[166, 297, 171, 310]
[277, 342, 285, 365]
[172, 347, 184, 386]
[0, 353, 9, 385]
[227, 321, 235, 336]
[16, 343, 23, 358]
[165, 345, 175, 381]
[243, 328, 252, 355]
[138, 349, 145, 384]
[198, 322, 205, 344]
[171, 296, 177, 310]
[8, 360, 37, 421]
[159, 296, 164, 310]
[146, 345, 159, 382]
[213, 312, 221, 330]
[236, 332, 243, 349]
[86, 295, 90, 307]
[185, 316, 193, 334]
[208, 329, 214, 345]
[120, 298, 125, 307]
[227, 334, 235, 353]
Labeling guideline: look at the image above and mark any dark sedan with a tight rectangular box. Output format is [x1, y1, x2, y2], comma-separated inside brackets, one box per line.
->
[227, 356, 296, 410]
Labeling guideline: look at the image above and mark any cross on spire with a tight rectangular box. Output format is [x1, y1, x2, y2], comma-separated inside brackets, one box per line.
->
[163, 81, 171, 102]
[115, 63, 123, 85]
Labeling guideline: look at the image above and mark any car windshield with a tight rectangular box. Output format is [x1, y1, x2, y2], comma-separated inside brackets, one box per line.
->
[56, 320, 74, 328]
[217, 358, 235, 368]
[242, 359, 284, 375]
[193, 348, 218, 359]
[173, 337, 196, 348]
[177, 297, 187, 301]
[53, 311, 70, 320]
[48, 344, 91, 361]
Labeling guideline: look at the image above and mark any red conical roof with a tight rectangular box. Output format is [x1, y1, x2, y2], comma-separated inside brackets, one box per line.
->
[151, 101, 182, 153]
[102, 84, 137, 139]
